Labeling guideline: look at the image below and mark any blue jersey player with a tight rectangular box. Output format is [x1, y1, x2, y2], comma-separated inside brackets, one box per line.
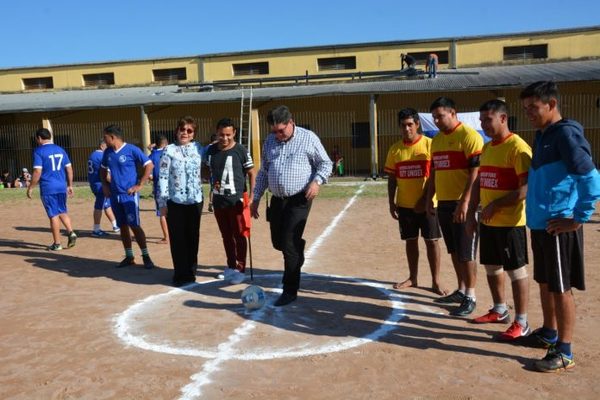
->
[26, 128, 77, 251]
[87, 140, 119, 236]
[148, 135, 169, 244]
[100, 124, 155, 269]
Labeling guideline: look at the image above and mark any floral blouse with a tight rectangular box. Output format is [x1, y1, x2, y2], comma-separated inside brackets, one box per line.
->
[157, 141, 204, 207]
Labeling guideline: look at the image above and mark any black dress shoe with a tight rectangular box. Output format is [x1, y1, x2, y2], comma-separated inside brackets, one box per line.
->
[274, 292, 297, 306]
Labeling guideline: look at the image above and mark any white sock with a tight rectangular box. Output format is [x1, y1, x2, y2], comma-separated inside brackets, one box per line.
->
[492, 303, 508, 314]
[93, 224, 100, 232]
[515, 314, 528, 328]
[111, 220, 118, 229]
[465, 288, 476, 301]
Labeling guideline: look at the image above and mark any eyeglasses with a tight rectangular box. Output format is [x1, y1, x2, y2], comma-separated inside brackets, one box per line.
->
[178, 128, 194, 134]
[271, 121, 290, 135]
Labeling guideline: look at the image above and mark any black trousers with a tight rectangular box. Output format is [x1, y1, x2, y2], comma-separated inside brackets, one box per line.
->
[269, 192, 312, 295]
[166, 200, 203, 285]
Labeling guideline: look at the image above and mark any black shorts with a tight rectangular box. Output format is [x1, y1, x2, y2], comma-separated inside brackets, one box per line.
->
[437, 201, 478, 262]
[531, 228, 585, 292]
[396, 207, 441, 240]
[479, 224, 528, 270]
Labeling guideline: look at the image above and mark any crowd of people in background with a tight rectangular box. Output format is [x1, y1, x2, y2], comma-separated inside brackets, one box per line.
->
[15, 81, 600, 373]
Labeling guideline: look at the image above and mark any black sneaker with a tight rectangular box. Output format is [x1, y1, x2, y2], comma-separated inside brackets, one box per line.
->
[534, 347, 575, 372]
[67, 231, 77, 248]
[142, 255, 155, 269]
[449, 296, 476, 316]
[116, 257, 135, 268]
[274, 292, 297, 307]
[434, 289, 465, 304]
[48, 243, 63, 251]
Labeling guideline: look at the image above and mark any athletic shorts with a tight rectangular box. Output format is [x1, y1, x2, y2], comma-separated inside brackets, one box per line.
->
[41, 193, 67, 218]
[396, 207, 441, 240]
[437, 200, 478, 262]
[111, 193, 141, 228]
[479, 224, 528, 270]
[93, 191, 111, 211]
[531, 228, 585, 292]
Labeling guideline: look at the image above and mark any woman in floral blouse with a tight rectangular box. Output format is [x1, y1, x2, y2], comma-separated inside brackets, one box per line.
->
[157, 116, 204, 286]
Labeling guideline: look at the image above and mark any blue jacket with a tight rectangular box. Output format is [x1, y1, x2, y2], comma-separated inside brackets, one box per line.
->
[526, 119, 600, 230]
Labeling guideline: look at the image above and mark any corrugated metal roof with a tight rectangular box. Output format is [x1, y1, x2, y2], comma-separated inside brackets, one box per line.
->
[1, 60, 599, 114]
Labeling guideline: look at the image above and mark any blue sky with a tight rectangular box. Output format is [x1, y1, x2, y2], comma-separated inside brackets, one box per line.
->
[0, 0, 598, 69]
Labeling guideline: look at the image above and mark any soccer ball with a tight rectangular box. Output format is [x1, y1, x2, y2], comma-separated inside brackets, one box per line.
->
[241, 285, 266, 310]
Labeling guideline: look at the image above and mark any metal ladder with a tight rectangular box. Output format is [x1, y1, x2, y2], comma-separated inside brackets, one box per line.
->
[239, 87, 253, 150]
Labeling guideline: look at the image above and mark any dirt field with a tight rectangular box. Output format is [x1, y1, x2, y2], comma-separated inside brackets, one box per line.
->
[1, 183, 599, 400]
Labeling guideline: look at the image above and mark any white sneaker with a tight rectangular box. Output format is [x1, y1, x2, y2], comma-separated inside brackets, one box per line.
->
[216, 268, 235, 280]
[113, 226, 121, 233]
[228, 270, 246, 285]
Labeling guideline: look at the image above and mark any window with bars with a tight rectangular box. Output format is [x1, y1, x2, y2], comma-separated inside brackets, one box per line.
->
[405, 51, 449, 64]
[317, 56, 357, 71]
[83, 72, 115, 87]
[503, 44, 548, 61]
[232, 62, 269, 76]
[22, 77, 54, 90]
[152, 67, 187, 82]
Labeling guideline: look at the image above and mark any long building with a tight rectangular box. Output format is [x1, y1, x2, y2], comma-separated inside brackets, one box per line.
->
[1, 26, 599, 180]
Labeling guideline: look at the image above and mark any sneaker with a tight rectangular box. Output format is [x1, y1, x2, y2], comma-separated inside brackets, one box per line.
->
[116, 257, 135, 268]
[471, 309, 510, 324]
[228, 270, 246, 285]
[48, 243, 63, 251]
[434, 290, 465, 304]
[497, 321, 531, 341]
[216, 268, 236, 280]
[534, 347, 575, 373]
[142, 255, 155, 269]
[274, 292, 297, 307]
[449, 296, 476, 316]
[67, 231, 77, 248]
[92, 230, 108, 237]
[207, 203, 213, 213]
[530, 327, 558, 348]
[113, 226, 121, 233]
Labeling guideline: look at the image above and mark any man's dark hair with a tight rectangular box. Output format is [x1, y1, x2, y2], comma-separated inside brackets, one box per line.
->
[216, 117, 236, 131]
[429, 97, 456, 112]
[35, 128, 52, 140]
[267, 105, 293, 125]
[398, 108, 420, 125]
[519, 80, 559, 103]
[479, 99, 509, 114]
[157, 135, 168, 145]
[103, 124, 123, 138]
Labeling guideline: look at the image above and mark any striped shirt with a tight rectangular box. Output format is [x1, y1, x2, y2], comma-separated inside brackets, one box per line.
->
[254, 125, 332, 199]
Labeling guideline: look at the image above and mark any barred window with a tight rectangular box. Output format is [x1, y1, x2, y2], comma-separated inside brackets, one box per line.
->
[152, 67, 187, 82]
[23, 77, 54, 90]
[232, 62, 269, 76]
[503, 44, 548, 61]
[318, 56, 356, 71]
[83, 72, 115, 87]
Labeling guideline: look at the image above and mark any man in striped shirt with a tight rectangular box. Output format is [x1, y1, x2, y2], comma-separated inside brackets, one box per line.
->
[250, 105, 332, 306]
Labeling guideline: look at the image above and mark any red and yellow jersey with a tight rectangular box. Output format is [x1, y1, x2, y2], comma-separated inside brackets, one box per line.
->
[479, 133, 532, 227]
[384, 135, 435, 208]
[431, 122, 483, 201]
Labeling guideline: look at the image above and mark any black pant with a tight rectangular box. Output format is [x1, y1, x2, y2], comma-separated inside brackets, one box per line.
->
[166, 200, 203, 285]
[269, 192, 312, 295]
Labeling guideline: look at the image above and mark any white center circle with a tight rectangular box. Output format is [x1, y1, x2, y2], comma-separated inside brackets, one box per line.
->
[114, 272, 405, 361]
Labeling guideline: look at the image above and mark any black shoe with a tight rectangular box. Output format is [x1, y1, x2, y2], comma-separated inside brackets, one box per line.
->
[449, 296, 476, 317]
[434, 289, 465, 304]
[274, 292, 297, 307]
[142, 255, 155, 269]
[117, 257, 135, 268]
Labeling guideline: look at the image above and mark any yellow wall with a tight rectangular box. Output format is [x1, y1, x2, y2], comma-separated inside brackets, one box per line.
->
[0, 58, 201, 92]
[0, 27, 598, 93]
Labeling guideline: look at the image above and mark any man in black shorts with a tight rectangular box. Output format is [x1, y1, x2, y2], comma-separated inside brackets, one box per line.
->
[467, 99, 532, 342]
[384, 108, 446, 295]
[521, 81, 600, 372]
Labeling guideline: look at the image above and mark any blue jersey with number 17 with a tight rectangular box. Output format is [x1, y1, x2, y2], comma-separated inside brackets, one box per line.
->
[101, 143, 151, 195]
[33, 143, 72, 195]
